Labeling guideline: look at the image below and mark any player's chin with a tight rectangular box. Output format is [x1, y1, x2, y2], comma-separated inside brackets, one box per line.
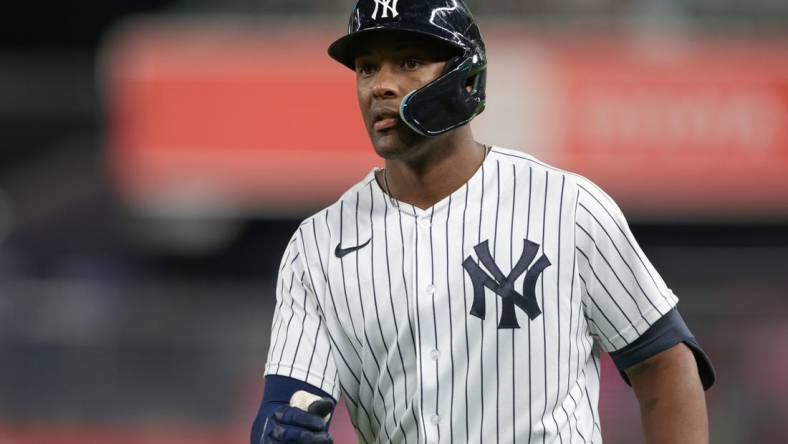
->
[370, 127, 424, 160]
[370, 131, 409, 159]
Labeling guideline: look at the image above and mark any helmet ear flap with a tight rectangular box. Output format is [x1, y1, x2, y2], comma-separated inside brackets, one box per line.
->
[443, 55, 465, 72]
[469, 66, 486, 98]
[399, 56, 487, 136]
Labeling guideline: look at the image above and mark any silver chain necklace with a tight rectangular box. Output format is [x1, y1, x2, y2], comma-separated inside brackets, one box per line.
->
[382, 144, 490, 208]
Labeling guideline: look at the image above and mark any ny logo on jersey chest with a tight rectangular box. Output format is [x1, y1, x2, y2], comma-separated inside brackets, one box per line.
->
[462, 239, 551, 329]
[370, 0, 398, 20]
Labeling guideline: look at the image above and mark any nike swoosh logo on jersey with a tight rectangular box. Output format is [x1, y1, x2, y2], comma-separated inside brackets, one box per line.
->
[334, 239, 371, 258]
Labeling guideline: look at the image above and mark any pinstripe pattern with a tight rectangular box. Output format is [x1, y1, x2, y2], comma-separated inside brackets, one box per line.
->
[264, 146, 678, 443]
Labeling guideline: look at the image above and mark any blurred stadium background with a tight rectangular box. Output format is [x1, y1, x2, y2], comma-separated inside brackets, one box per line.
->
[1, 0, 787, 443]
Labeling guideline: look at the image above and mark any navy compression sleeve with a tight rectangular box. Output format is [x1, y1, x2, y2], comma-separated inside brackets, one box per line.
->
[609, 308, 715, 390]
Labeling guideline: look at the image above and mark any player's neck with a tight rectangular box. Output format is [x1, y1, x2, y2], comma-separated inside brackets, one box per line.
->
[382, 129, 487, 210]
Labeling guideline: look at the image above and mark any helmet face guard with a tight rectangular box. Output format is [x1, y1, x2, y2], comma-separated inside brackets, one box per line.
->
[328, 0, 487, 137]
[400, 55, 486, 136]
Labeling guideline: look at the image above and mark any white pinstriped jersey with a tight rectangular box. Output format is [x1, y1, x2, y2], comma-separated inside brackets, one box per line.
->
[264, 146, 679, 443]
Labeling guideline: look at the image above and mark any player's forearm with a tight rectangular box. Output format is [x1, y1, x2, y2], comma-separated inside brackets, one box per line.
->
[626, 343, 709, 444]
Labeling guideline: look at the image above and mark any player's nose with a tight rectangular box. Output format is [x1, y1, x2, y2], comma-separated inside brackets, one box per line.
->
[371, 63, 398, 100]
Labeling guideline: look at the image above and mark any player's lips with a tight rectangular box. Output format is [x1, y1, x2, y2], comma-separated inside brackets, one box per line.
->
[371, 109, 400, 132]
[374, 117, 398, 131]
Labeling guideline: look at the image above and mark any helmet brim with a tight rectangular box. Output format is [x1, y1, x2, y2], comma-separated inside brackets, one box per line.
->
[327, 27, 465, 71]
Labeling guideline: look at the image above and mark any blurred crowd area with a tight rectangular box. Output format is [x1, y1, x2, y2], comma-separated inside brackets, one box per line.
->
[170, 0, 788, 22]
[1, 1, 788, 443]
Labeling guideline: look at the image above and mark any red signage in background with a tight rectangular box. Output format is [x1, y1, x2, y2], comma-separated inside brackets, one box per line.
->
[548, 37, 788, 220]
[103, 22, 377, 217]
[103, 23, 788, 220]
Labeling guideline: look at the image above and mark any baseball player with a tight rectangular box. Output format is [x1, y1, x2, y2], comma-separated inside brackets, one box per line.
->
[252, 1, 715, 443]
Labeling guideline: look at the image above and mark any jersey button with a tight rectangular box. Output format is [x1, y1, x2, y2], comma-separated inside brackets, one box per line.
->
[418, 218, 431, 229]
[425, 284, 436, 295]
[431, 414, 440, 424]
[430, 349, 440, 360]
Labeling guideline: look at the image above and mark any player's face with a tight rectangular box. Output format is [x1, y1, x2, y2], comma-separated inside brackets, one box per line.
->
[354, 33, 456, 159]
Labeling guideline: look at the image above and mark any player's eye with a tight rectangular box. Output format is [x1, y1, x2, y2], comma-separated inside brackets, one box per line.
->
[402, 58, 423, 70]
[356, 63, 377, 77]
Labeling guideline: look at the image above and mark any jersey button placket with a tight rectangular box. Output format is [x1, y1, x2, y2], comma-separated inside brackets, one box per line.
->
[427, 285, 439, 362]
[420, 281, 440, 443]
[415, 213, 437, 443]
[429, 413, 441, 444]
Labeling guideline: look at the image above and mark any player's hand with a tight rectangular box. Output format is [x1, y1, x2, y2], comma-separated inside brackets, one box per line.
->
[259, 392, 335, 444]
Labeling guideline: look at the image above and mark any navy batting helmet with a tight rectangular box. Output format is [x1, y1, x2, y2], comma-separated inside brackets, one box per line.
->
[327, 0, 487, 136]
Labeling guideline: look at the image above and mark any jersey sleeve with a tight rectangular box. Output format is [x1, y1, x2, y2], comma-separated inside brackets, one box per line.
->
[574, 181, 679, 352]
[264, 232, 341, 400]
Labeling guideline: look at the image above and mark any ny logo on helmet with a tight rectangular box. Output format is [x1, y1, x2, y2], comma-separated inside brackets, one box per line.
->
[462, 239, 551, 329]
[371, 0, 398, 20]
